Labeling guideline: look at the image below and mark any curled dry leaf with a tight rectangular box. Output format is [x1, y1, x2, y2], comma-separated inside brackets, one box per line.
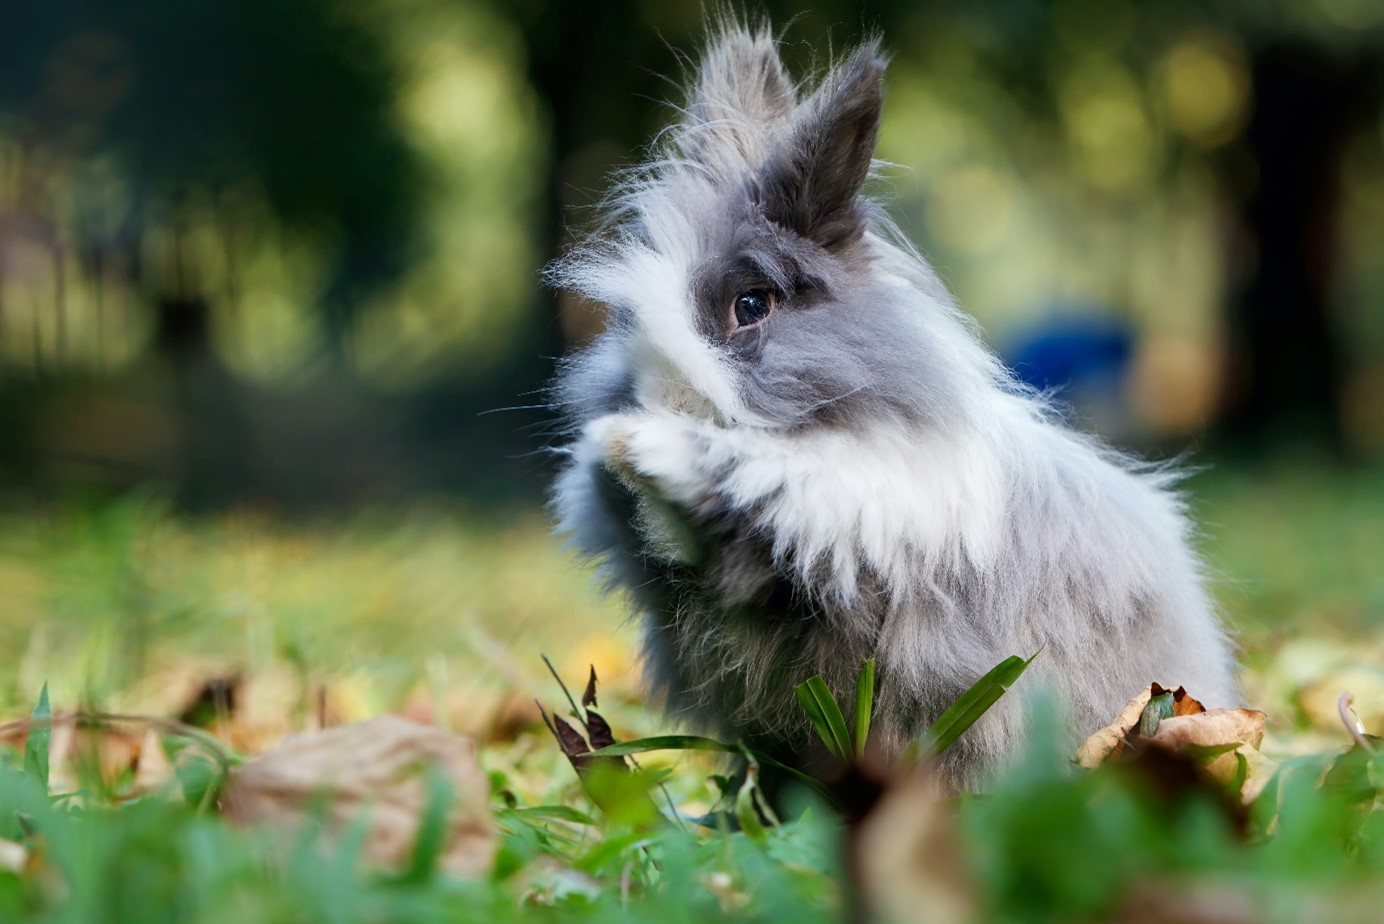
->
[1145, 710, 1264, 756]
[1075, 684, 1273, 803]
[1146, 709, 1272, 801]
[221, 715, 495, 877]
[1076, 687, 1156, 769]
[854, 767, 974, 924]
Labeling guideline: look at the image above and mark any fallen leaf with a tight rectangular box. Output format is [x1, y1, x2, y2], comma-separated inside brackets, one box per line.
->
[1162, 684, 1207, 717]
[1076, 687, 1154, 769]
[854, 767, 973, 924]
[1077, 686, 1273, 804]
[537, 702, 660, 824]
[1, 713, 144, 795]
[1146, 710, 1266, 756]
[221, 715, 495, 877]
[1143, 709, 1269, 796]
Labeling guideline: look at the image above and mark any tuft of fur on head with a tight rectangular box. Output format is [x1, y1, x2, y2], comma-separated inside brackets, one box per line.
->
[547, 20, 1238, 794]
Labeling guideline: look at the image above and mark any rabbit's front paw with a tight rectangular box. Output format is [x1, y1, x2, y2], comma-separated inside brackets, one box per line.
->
[583, 413, 647, 489]
[586, 412, 713, 507]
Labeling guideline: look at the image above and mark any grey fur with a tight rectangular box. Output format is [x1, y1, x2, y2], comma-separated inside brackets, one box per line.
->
[547, 22, 1239, 793]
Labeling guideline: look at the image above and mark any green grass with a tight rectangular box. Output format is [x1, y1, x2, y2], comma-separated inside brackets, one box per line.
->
[1188, 461, 1384, 635]
[0, 462, 1379, 920]
[0, 491, 637, 725]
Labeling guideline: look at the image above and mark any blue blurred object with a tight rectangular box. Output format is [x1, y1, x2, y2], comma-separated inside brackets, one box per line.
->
[1005, 312, 1134, 392]
[1003, 310, 1136, 439]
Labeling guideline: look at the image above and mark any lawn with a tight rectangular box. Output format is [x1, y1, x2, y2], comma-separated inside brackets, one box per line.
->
[0, 460, 1380, 921]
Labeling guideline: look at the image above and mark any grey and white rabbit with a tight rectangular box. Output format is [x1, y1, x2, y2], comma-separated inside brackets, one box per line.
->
[549, 22, 1238, 792]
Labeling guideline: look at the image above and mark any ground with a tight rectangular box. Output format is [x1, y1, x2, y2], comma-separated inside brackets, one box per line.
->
[0, 458, 1380, 920]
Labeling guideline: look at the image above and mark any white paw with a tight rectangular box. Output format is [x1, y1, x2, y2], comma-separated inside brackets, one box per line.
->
[582, 413, 645, 488]
[583, 412, 708, 506]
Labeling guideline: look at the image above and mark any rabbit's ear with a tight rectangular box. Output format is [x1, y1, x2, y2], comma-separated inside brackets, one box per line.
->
[681, 25, 796, 172]
[756, 41, 886, 251]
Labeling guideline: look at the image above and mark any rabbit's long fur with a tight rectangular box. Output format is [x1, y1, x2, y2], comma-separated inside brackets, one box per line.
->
[549, 23, 1238, 792]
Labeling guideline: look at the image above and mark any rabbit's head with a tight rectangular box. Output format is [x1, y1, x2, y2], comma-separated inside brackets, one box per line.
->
[553, 24, 998, 433]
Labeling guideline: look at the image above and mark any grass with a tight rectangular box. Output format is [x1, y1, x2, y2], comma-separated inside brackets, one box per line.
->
[1189, 461, 1384, 635]
[0, 461, 1379, 920]
[0, 491, 638, 729]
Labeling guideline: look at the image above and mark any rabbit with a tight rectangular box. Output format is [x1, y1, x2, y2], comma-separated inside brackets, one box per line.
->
[547, 21, 1238, 794]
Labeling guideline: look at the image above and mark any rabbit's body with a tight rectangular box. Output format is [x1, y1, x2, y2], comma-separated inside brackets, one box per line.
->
[550, 24, 1237, 791]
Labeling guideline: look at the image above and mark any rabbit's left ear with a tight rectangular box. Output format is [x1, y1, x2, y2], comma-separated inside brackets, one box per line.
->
[756, 42, 886, 251]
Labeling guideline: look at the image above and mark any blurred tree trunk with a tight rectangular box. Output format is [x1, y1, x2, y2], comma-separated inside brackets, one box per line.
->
[511, 0, 651, 358]
[1220, 45, 1380, 454]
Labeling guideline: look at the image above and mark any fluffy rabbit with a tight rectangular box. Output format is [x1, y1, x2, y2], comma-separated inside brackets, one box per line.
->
[549, 23, 1237, 792]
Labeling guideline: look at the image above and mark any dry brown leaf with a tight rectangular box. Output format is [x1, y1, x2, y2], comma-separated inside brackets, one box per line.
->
[1146, 710, 1266, 754]
[1075, 685, 1274, 804]
[0, 714, 144, 794]
[1144, 709, 1270, 793]
[221, 715, 495, 877]
[854, 768, 974, 924]
[1237, 746, 1279, 805]
[1163, 685, 1206, 717]
[1076, 684, 1225, 769]
[1075, 686, 1155, 769]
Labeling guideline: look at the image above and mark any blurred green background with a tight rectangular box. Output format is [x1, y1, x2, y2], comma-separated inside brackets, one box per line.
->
[0, 0, 1380, 742]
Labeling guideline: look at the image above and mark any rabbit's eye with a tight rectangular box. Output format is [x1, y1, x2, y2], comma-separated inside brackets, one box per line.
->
[732, 289, 776, 329]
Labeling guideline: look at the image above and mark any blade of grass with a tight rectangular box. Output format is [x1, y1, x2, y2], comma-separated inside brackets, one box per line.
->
[587, 736, 839, 808]
[734, 765, 768, 843]
[508, 805, 599, 827]
[911, 652, 1038, 758]
[854, 659, 876, 762]
[400, 765, 452, 883]
[794, 676, 853, 763]
[23, 684, 51, 791]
